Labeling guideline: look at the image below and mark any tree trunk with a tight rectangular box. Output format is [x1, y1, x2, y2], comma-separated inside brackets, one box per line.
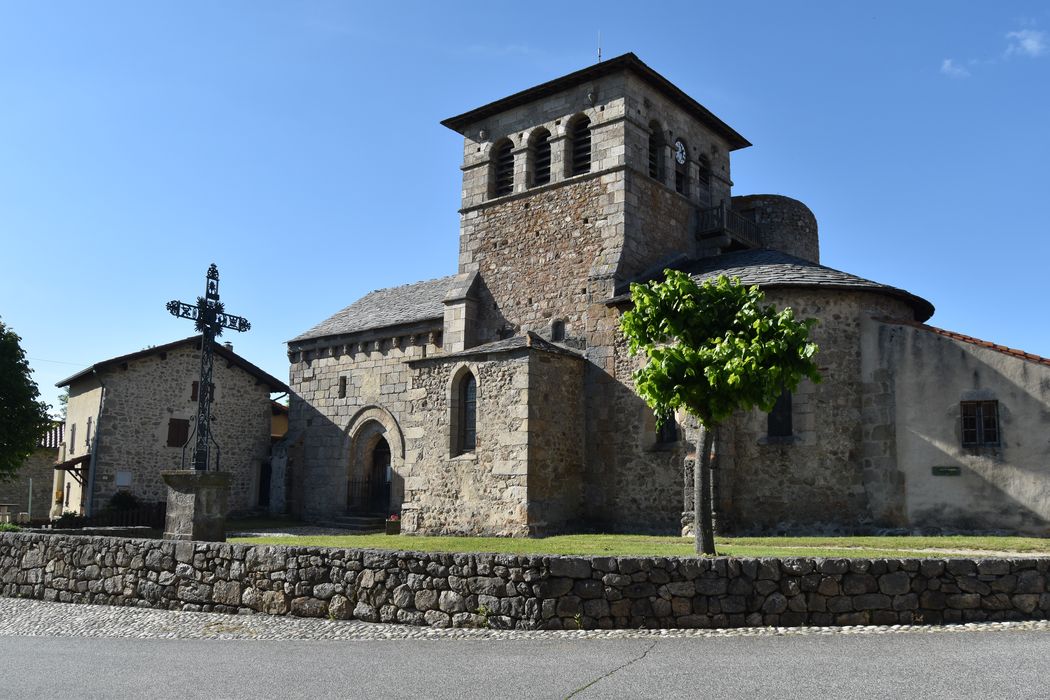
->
[694, 423, 717, 555]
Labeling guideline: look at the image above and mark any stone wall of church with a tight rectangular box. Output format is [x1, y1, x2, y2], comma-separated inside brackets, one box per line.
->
[287, 336, 437, 521]
[583, 322, 686, 533]
[89, 346, 272, 515]
[526, 352, 586, 532]
[732, 195, 820, 263]
[401, 352, 532, 537]
[460, 177, 612, 346]
[869, 320, 1050, 536]
[714, 289, 916, 533]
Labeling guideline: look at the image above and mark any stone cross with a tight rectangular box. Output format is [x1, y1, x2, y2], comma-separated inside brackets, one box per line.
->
[166, 263, 251, 471]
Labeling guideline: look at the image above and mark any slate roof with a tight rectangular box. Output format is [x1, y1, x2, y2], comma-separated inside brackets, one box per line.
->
[409, 332, 584, 363]
[441, 53, 750, 151]
[291, 276, 456, 343]
[55, 336, 290, 392]
[611, 248, 935, 322]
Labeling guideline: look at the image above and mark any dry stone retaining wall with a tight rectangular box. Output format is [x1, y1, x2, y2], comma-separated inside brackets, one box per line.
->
[3, 533, 1049, 630]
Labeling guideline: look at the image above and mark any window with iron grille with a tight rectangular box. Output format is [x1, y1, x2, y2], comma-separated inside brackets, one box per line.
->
[569, 115, 591, 176]
[961, 400, 999, 446]
[459, 373, 477, 452]
[648, 122, 664, 181]
[767, 389, 792, 438]
[167, 418, 190, 448]
[530, 129, 551, 187]
[492, 139, 514, 197]
[698, 154, 711, 186]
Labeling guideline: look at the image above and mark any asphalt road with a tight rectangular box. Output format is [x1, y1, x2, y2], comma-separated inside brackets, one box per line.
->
[3, 628, 1049, 698]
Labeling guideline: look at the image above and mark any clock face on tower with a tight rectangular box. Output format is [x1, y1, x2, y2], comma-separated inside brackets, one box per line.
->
[674, 140, 687, 165]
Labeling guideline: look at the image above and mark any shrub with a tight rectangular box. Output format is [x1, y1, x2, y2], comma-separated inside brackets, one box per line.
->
[0, 523, 22, 533]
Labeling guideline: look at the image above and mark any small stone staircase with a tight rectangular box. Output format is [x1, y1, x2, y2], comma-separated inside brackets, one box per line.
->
[316, 513, 386, 532]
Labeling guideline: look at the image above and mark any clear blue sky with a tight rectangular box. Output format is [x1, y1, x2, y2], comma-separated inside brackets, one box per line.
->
[2, 2, 1048, 412]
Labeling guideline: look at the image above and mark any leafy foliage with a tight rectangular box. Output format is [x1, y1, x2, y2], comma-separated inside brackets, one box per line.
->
[0, 319, 51, 482]
[620, 271, 821, 427]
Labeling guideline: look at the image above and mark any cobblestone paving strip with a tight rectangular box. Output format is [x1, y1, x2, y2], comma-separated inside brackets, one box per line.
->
[2, 598, 1048, 642]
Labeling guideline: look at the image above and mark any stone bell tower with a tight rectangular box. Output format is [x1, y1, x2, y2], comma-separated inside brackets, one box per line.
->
[440, 53, 752, 349]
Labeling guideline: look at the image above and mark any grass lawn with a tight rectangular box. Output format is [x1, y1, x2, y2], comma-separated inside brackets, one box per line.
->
[226, 531, 1050, 559]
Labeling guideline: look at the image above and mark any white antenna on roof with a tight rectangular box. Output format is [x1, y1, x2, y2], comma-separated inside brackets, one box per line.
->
[597, 31, 602, 63]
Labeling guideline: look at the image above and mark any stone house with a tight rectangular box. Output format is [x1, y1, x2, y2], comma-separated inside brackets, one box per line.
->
[53, 336, 289, 518]
[0, 423, 63, 523]
[286, 53, 1050, 537]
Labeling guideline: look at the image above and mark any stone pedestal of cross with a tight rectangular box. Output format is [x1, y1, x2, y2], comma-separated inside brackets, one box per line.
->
[161, 263, 251, 542]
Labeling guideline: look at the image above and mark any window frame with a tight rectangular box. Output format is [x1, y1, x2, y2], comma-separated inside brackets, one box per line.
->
[767, 389, 793, 439]
[961, 400, 1000, 447]
[529, 128, 552, 187]
[568, 115, 592, 177]
[492, 138, 515, 198]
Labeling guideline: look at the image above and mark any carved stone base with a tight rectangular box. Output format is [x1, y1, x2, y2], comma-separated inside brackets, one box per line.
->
[160, 470, 231, 542]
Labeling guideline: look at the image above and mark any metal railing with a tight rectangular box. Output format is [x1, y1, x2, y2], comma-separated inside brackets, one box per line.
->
[697, 204, 762, 249]
[347, 477, 390, 515]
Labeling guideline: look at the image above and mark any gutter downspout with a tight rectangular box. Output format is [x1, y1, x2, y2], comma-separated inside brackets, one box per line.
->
[84, 369, 107, 517]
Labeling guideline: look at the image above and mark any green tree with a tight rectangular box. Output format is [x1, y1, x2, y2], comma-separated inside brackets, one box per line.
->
[620, 272, 821, 555]
[0, 319, 51, 482]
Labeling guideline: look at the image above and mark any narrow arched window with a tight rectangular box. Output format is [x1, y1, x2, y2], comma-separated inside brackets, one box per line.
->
[698, 154, 711, 187]
[459, 373, 477, 452]
[492, 139, 514, 197]
[529, 129, 551, 187]
[568, 115, 591, 176]
[674, 139, 688, 195]
[648, 122, 664, 181]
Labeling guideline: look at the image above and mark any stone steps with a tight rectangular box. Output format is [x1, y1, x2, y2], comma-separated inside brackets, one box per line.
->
[315, 514, 386, 532]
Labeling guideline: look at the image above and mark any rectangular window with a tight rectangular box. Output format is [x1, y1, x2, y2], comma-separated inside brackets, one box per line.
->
[191, 381, 199, 401]
[167, 418, 190, 447]
[961, 400, 999, 446]
[656, 412, 678, 444]
[767, 390, 793, 438]
[338, 376, 347, 399]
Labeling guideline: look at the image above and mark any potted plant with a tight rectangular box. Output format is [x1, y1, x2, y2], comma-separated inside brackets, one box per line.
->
[385, 513, 401, 535]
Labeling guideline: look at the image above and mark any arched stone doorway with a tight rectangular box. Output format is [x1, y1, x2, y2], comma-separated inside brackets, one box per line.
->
[345, 406, 405, 516]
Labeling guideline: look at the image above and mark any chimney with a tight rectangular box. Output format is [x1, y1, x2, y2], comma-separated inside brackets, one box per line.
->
[223, 342, 233, 352]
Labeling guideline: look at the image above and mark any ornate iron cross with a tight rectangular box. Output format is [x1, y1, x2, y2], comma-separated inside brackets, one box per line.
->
[166, 264, 251, 471]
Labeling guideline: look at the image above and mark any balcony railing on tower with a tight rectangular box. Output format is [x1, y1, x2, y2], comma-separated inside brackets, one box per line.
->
[697, 204, 762, 249]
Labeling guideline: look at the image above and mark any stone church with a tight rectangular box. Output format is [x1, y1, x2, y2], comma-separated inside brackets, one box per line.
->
[285, 53, 1050, 537]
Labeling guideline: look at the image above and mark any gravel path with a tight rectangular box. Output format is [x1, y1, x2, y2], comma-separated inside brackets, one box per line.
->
[2, 597, 1048, 642]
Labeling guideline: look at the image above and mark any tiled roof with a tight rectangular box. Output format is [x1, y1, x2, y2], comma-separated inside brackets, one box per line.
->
[39, 422, 63, 450]
[879, 318, 1050, 368]
[612, 248, 934, 321]
[291, 276, 456, 343]
[55, 336, 290, 393]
